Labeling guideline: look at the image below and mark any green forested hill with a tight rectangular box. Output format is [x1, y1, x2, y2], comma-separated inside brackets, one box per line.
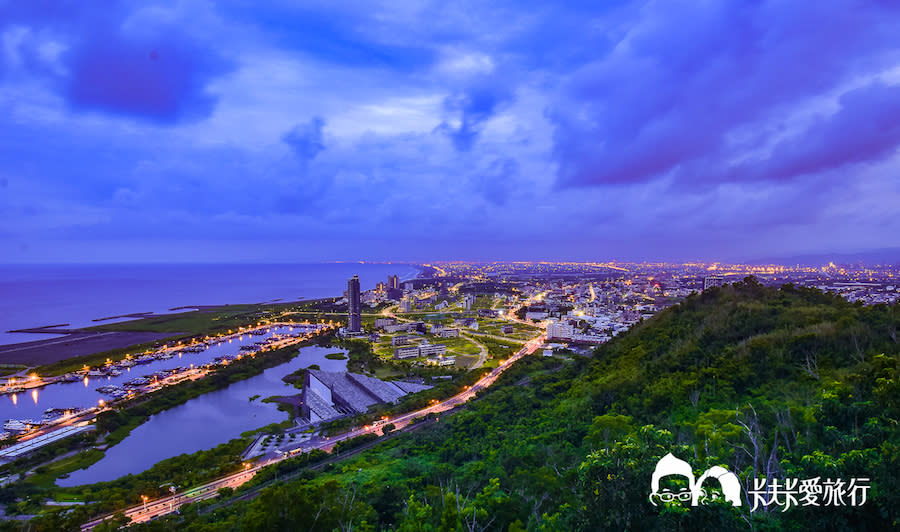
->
[23, 279, 900, 531]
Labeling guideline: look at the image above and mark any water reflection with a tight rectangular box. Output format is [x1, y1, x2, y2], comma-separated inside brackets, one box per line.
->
[1, 325, 311, 422]
[58, 345, 346, 486]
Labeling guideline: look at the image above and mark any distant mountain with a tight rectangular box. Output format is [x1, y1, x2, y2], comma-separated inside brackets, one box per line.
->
[748, 247, 900, 266]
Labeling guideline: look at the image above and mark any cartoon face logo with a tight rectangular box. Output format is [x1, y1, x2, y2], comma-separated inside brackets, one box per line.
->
[694, 465, 742, 507]
[649, 454, 742, 507]
[649, 454, 695, 506]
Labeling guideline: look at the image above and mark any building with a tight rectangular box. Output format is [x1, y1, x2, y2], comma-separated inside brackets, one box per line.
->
[426, 355, 456, 367]
[437, 328, 460, 338]
[388, 275, 400, 290]
[547, 320, 575, 340]
[524, 311, 548, 321]
[393, 343, 447, 359]
[703, 276, 726, 290]
[500, 325, 514, 334]
[392, 335, 413, 346]
[418, 343, 447, 357]
[399, 298, 413, 313]
[454, 318, 479, 330]
[347, 275, 362, 333]
[374, 318, 396, 328]
[393, 346, 421, 359]
[302, 369, 431, 423]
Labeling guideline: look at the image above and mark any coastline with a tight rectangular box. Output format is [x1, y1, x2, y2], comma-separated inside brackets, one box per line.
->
[0, 262, 421, 351]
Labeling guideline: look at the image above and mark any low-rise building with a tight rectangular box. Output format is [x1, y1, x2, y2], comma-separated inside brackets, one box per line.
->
[418, 343, 447, 357]
[454, 318, 479, 330]
[394, 346, 420, 359]
[392, 335, 413, 346]
[437, 328, 460, 338]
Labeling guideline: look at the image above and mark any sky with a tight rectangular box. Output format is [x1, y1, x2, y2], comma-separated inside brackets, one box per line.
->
[1, 0, 900, 263]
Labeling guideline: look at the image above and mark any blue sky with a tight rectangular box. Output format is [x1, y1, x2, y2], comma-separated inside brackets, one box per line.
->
[2, 0, 900, 263]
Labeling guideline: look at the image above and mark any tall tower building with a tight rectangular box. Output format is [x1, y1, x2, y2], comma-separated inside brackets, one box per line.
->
[388, 275, 399, 290]
[348, 275, 361, 332]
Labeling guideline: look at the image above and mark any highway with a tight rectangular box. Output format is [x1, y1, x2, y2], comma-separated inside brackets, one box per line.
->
[81, 332, 545, 530]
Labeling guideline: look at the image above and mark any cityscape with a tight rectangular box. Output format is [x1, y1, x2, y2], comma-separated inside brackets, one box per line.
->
[2, 1, 900, 531]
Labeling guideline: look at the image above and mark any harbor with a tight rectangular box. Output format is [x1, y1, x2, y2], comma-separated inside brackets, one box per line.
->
[57, 344, 348, 485]
[0, 322, 331, 444]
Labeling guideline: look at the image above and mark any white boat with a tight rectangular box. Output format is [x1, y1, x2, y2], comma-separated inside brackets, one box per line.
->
[3, 420, 31, 432]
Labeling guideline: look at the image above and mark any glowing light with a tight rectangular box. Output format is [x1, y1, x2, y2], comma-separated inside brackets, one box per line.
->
[31, 389, 38, 404]
[10, 393, 17, 405]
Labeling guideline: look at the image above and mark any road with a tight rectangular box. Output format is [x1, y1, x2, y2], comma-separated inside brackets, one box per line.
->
[81, 333, 545, 530]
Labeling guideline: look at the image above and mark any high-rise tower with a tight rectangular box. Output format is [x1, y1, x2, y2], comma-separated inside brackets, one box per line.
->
[347, 275, 361, 332]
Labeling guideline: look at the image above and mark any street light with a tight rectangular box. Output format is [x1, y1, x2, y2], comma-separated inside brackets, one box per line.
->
[141, 495, 149, 512]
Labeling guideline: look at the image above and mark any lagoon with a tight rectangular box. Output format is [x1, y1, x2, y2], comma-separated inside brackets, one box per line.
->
[58, 344, 346, 486]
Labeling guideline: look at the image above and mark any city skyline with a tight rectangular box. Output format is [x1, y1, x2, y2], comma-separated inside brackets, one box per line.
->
[2, 2, 900, 263]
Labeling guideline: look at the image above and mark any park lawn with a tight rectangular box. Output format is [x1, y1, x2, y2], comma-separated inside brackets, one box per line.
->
[471, 295, 495, 309]
[454, 354, 480, 369]
[28, 449, 106, 489]
[373, 367, 404, 379]
[437, 336, 480, 355]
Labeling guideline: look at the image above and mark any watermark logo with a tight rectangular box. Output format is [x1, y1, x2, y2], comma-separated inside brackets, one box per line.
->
[649, 453, 741, 507]
[747, 477, 870, 511]
[648, 453, 871, 511]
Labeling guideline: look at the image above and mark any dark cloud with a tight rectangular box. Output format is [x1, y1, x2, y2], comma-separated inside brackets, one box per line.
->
[64, 33, 230, 123]
[550, 1, 900, 188]
[741, 84, 900, 181]
[437, 85, 512, 151]
[3, 1, 900, 262]
[282, 117, 326, 162]
[0, 1, 233, 123]
[474, 158, 518, 206]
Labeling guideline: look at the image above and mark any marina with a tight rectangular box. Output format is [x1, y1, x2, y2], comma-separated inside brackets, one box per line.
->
[0, 324, 325, 435]
[57, 344, 348, 486]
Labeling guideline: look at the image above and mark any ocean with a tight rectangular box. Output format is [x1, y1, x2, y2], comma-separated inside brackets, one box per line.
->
[0, 263, 419, 346]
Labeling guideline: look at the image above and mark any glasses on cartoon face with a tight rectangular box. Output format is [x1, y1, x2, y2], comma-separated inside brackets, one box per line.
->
[655, 488, 693, 503]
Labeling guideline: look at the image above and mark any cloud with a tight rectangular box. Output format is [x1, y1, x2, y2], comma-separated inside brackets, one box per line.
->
[739, 83, 900, 181]
[0, 1, 233, 123]
[2, 1, 900, 262]
[437, 84, 513, 151]
[550, 0, 900, 188]
[282, 117, 326, 162]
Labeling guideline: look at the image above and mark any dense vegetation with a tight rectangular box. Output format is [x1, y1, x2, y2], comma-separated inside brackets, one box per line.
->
[8, 279, 900, 530]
